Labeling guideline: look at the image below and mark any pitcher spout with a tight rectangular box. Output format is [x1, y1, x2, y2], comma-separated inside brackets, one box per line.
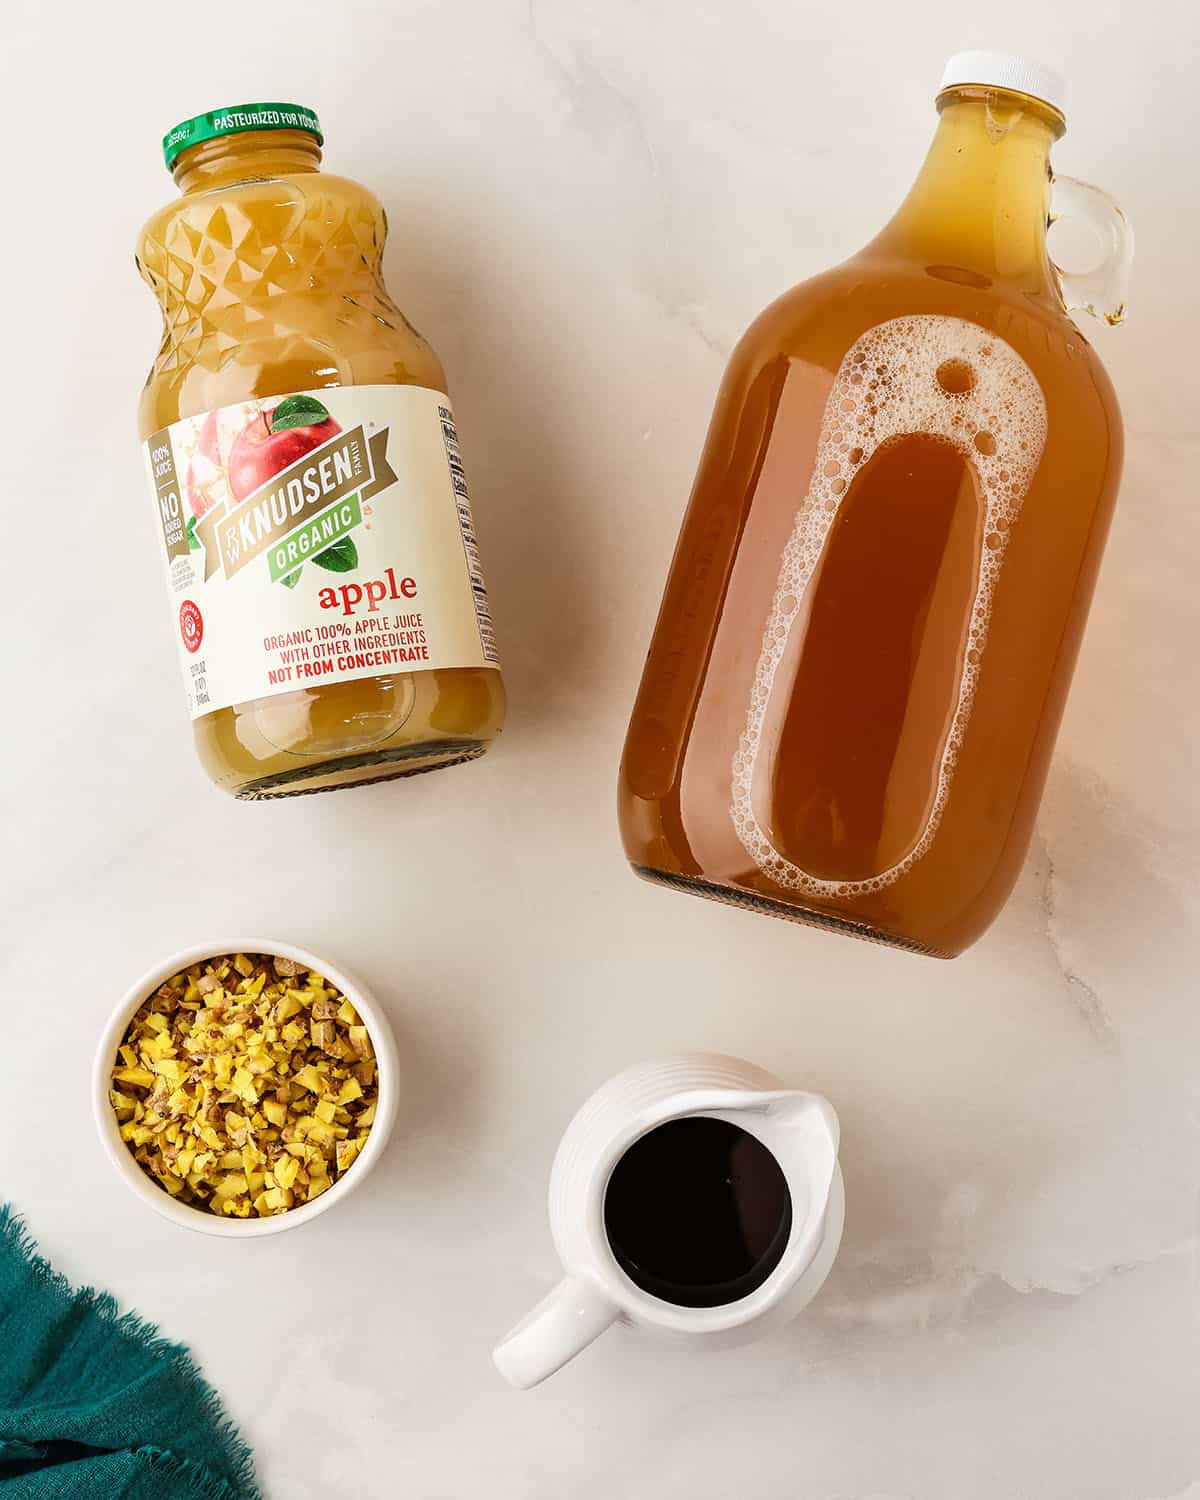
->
[758, 1091, 841, 1212]
[636, 1086, 840, 1219]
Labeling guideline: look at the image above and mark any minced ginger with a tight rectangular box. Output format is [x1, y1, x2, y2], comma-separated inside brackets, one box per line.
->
[111, 953, 378, 1217]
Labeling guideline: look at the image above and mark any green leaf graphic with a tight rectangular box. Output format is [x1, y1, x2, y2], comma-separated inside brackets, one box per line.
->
[270, 394, 331, 432]
[312, 537, 358, 573]
[186, 515, 201, 551]
[280, 567, 303, 588]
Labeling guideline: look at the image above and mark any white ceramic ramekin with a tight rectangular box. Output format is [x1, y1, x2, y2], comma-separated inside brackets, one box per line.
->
[93, 939, 398, 1237]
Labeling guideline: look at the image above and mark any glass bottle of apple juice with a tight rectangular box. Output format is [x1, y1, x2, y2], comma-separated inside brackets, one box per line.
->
[138, 103, 504, 797]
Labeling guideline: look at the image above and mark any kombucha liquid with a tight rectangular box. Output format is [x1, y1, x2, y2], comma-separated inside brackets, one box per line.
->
[619, 87, 1123, 956]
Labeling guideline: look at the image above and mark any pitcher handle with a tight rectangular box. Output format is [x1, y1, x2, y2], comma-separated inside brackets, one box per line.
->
[1049, 174, 1134, 325]
[493, 1276, 618, 1389]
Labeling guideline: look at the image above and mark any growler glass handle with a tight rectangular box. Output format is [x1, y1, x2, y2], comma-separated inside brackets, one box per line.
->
[1049, 174, 1134, 325]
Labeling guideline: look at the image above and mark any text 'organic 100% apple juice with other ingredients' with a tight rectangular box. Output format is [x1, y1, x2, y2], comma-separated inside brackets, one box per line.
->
[138, 102, 504, 799]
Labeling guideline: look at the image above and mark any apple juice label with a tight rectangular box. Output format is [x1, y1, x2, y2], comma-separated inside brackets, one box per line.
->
[143, 386, 499, 718]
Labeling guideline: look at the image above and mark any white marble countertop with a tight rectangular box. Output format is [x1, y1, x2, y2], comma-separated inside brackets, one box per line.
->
[2, 3, 1198, 1496]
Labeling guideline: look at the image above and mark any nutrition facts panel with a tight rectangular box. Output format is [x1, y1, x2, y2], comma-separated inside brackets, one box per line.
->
[439, 404, 500, 665]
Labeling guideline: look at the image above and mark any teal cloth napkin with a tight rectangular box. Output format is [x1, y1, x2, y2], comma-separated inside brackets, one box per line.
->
[0, 1207, 260, 1498]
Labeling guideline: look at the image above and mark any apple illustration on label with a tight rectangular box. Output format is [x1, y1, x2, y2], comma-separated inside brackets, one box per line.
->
[186, 410, 226, 520]
[224, 395, 355, 588]
[228, 396, 343, 503]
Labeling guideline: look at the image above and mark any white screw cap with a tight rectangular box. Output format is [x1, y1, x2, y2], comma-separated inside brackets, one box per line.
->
[939, 51, 1069, 116]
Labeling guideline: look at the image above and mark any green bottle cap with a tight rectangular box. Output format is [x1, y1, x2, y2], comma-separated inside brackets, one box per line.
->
[162, 102, 323, 170]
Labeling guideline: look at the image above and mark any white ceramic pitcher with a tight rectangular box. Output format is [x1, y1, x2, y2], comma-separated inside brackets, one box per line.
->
[493, 1053, 844, 1388]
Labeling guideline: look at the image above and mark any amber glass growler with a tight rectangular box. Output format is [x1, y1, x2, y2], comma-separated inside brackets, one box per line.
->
[619, 54, 1132, 956]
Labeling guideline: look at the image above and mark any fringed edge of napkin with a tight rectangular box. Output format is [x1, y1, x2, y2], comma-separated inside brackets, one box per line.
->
[0, 1207, 262, 1500]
